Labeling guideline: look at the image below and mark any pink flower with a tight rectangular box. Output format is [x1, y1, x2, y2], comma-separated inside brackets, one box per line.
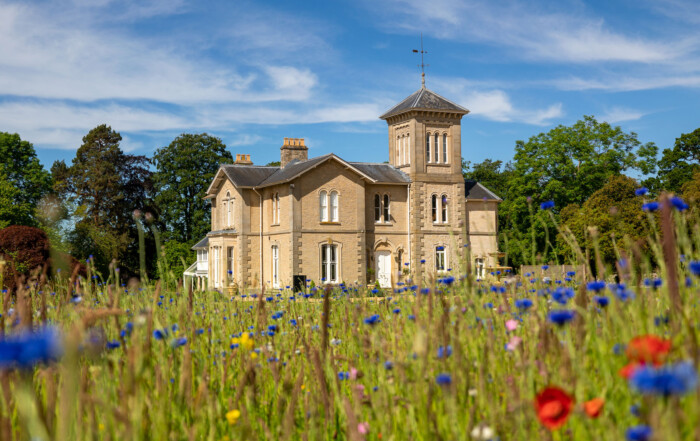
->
[506, 336, 522, 351]
[358, 422, 370, 435]
[349, 367, 358, 380]
[505, 319, 518, 331]
[355, 384, 365, 393]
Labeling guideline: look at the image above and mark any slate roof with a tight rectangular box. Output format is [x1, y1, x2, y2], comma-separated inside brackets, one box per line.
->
[464, 179, 502, 201]
[191, 236, 209, 250]
[221, 165, 278, 188]
[380, 87, 469, 119]
[348, 162, 410, 183]
[257, 154, 334, 187]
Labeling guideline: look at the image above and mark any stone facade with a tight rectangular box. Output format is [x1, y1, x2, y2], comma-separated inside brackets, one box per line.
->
[196, 85, 501, 290]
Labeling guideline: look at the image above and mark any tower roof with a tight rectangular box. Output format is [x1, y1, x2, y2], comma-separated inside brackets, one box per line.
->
[379, 86, 469, 120]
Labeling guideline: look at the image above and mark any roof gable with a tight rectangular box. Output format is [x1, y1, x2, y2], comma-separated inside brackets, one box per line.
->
[380, 87, 469, 119]
[465, 179, 502, 201]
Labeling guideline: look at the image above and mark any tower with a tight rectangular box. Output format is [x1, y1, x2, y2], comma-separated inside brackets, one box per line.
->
[380, 86, 470, 272]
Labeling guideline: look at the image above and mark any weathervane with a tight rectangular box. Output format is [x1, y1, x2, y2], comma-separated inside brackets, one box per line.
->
[412, 33, 428, 88]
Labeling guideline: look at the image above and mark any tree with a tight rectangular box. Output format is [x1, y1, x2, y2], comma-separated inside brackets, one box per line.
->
[152, 133, 232, 244]
[0, 132, 52, 227]
[55, 125, 153, 275]
[498, 116, 657, 268]
[648, 128, 700, 194]
[559, 175, 648, 268]
[462, 158, 513, 200]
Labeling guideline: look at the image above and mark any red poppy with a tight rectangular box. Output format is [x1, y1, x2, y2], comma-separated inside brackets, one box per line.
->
[583, 398, 605, 418]
[626, 335, 671, 364]
[534, 386, 574, 430]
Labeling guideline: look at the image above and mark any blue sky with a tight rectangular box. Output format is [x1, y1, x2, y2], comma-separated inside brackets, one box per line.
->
[2, 0, 699, 172]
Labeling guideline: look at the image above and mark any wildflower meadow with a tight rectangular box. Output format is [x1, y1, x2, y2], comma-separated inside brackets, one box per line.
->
[1, 195, 700, 441]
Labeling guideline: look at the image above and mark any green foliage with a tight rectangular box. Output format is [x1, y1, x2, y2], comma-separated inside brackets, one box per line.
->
[162, 240, 194, 280]
[559, 175, 648, 266]
[462, 158, 512, 199]
[152, 133, 232, 244]
[265, 160, 281, 166]
[0, 132, 52, 227]
[648, 127, 700, 194]
[55, 124, 153, 276]
[497, 116, 657, 268]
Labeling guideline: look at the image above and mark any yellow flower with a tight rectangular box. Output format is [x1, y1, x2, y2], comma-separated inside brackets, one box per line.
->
[226, 409, 241, 425]
[301, 384, 306, 391]
[250, 352, 258, 360]
[231, 333, 254, 351]
[98, 423, 105, 432]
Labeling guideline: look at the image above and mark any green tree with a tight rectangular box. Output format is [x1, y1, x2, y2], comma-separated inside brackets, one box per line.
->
[462, 158, 513, 200]
[559, 174, 648, 268]
[0, 132, 52, 226]
[152, 133, 232, 244]
[55, 124, 152, 275]
[647, 128, 700, 194]
[498, 116, 657, 268]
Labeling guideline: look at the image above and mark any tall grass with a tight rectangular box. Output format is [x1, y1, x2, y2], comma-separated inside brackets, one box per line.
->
[1, 197, 699, 440]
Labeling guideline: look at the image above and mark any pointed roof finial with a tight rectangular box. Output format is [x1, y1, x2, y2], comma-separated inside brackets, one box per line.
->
[412, 33, 428, 88]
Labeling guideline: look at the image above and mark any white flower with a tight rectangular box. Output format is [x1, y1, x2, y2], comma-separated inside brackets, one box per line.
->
[470, 425, 494, 440]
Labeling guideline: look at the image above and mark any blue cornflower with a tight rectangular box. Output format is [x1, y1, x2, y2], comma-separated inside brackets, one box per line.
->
[626, 425, 652, 441]
[643, 278, 662, 289]
[436, 373, 452, 385]
[173, 337, 187, 347]
[437, 345, 453, 358]
[420, 288, 430, 295]
[289, 319, 297, 326]
[547, 310, 575, 326]
[629, 361, 698, 396]
[196, 328, 205, 335]
[268, 325, 279, 332]
[594, 296, 610, 308]
[634, 187, 648, 196]
[483, 302, 494, 309]
[338, 371, 349, 380]
[153, 329, 167, 340]
[408, 314, 416, 321]
[566, 271, 576, 277]
[393, 308, 401, 314]
[586, 281, 606, 292]
[552, 287, 574, 305]
[515, 298, 533, 310]
[642, 202, 659, 212]
[363, 315, 381, 326]
[540, 200, 555, 210]
[670, 196, 689, 211]
[689, 261, 700, 276]
[106, 340, 121, 350]
[541, 265, 549, 270]
[420, 259, 426, 264]
[0, 327, 63, 369]
[384, 361, 393, 370]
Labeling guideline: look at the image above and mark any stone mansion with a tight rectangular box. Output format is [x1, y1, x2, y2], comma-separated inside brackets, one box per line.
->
[184, 84, 501, 290]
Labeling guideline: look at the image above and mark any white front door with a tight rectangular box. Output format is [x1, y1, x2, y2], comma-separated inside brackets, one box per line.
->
[376, 251, 391, 288]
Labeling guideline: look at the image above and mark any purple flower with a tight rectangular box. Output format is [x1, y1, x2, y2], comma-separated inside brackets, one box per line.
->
[626, 425, 652, 441]
[670, 196, 689, 211]
[634, 187, 648, 196]
[642, 202, 659, 212]
[547, 310, 575, 326]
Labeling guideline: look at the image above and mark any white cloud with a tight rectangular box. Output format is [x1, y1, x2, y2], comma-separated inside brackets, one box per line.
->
[463, 90, 563, 125]
[367, 0, 693, 64]
[597, 107, 647, 123]
[553, 75, 700, 92]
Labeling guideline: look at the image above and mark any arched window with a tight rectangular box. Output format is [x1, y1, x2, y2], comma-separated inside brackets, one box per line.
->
[330, 191, 339, 222]
[406, 135, 410, 165]
[383, 194, 390, 222]
[374, 194, 381, 222]
[320, 191, 328, 222]
[434, 133, 439, 163]
[396, 136, 401, 164]
[441, 194, 448, 223]
[442, 133, 448, 163]
[226, 191, 231, 227]
[273, 192, 280, 224]
[426, 133, 431, 163]
[431, 194, 437, 222]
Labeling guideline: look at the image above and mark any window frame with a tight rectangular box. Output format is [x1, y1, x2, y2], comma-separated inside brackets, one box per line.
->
[271, 245, 279, 288]
[374, 194, 381, 222]
[442, 133, 448, 163]
[441, 194, 448, 223]
[321, 244, 339, 283]
[330, 191, 339, 222]
[319, 190, 328, 222]
[431, 194, 438, 223]
[435, 246, 446, 272]
[383, 194, 390, 223]
[426, 132, 431, 163]
[434, 133, 439, 163]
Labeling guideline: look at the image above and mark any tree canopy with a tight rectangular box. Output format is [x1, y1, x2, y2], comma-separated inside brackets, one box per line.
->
[0, 132, 52, 227]
[647, 127, 700, 195]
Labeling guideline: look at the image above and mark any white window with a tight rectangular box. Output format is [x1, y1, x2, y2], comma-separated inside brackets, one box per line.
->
[272, 192, 280, 224]
[383, 194, 390, 222]
[374, 194, 381, 222]
[434, 133, 439, 163]
[213, 247, 220, 287]
[320, 190, 328, 222]
[475, 258, 485, 279]
[431, 194, 438, 223]
[271, 245, 279, 288]
[435, 246, 446, 272]
[442, 133, 448, 163]
[406, 135, 410, 165]
[441, 194, 448, 223]
[426, 133, 431, 163]
[330, 191, 339, 222]
[226, 191, 232, 227]
[321, 244, 338, 283]
[227, 246, 234, 280]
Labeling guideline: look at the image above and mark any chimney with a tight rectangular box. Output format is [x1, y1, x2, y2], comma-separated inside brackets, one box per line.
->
[234, 154, 253, 165]
[280, 137, 308, 168]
